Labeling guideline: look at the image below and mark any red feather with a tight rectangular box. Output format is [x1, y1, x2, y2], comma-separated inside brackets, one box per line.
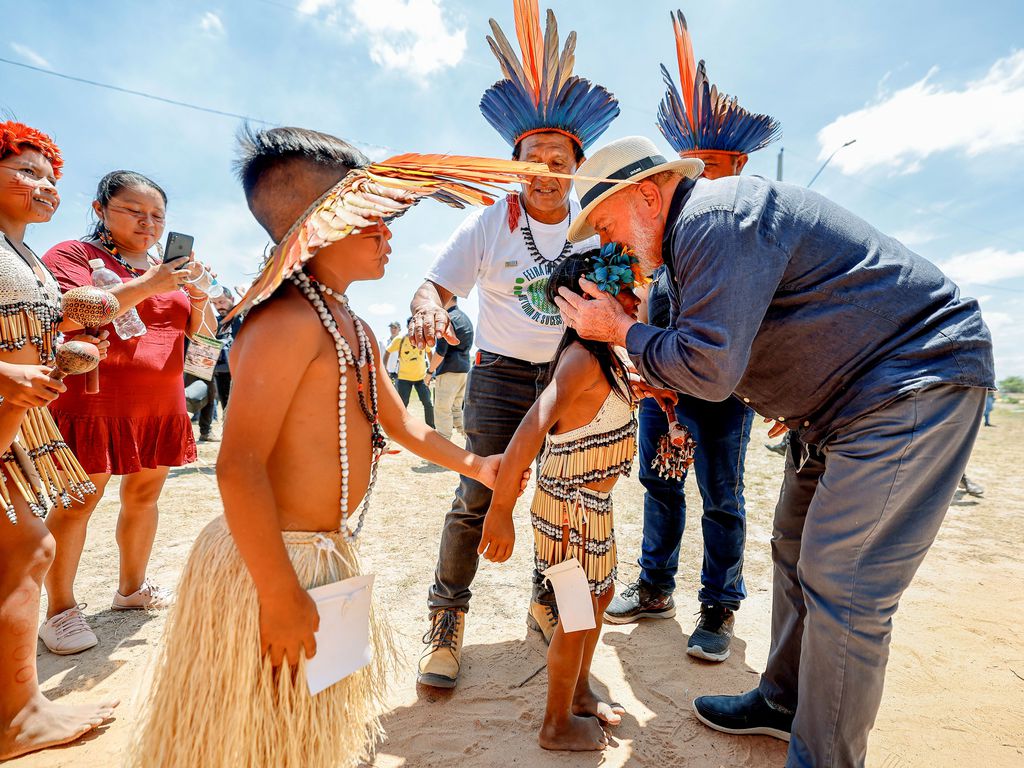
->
[672, 10, 697, 130]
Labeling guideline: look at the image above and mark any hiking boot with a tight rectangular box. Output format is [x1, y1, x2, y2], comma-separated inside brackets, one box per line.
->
[526, 599, 559, 644]
[692, 688, 793, 742]
[39, 604, 98, 655]
[687, 603, 735, 661]
[604, 581, 676, 625]
[417, 609, 465, 689]
[960, 475, 984, 497]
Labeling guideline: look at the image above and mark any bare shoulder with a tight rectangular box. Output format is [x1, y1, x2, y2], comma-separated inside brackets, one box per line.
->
[552, 341, 602, 393]
[232, 286, 322, 359]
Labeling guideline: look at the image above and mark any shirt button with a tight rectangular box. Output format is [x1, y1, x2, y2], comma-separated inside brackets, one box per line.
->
[803, 420, 810, 427]
[743, 397, 750, 403]
[777, 416, 786, 422]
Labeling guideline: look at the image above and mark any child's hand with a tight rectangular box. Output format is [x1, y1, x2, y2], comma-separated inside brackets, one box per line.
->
[475, 453, 531, 496]
[478, 510, 516, 562]
[258, 587, 320, 669]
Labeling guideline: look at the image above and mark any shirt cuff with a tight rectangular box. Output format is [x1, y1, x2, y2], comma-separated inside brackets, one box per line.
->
[625, 322, 663, 369]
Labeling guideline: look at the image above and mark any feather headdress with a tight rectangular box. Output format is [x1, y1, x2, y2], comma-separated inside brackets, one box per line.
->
[480, 0, 619, 150]
[225, 154, 554, 322]
[656, 10, 780, 156]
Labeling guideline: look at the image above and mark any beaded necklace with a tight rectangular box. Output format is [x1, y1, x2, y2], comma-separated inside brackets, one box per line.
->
[93, 233, 159, 278]
[520, 201, 573, 270]
[0, 232, 62, 365]
[291, 271, 387, 542]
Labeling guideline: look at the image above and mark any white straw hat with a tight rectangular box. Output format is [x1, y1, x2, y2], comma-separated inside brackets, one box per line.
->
[568, 136, 703, 242]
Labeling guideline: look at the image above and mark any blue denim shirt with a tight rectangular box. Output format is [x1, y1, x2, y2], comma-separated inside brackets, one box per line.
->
[626, 176, 994, 446]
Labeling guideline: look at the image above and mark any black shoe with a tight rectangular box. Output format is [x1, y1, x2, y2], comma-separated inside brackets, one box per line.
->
[198, 432, 220, 443]
[603, 581, 676, 625]
[692, 688, 792, 742]
[764, 440, 788, 456]
[687, 603, 735, 661]
[960, 475, 984, 497]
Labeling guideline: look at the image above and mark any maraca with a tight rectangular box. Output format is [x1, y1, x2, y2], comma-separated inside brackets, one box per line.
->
[50, 340, 101, 380]
[60, 286, 119, 394]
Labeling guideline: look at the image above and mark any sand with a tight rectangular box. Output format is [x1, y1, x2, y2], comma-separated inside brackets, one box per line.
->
[11, 400, 1024, 767]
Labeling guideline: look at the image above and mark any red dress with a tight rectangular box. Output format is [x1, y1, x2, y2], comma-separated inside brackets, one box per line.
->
[43, 241, 197, 475]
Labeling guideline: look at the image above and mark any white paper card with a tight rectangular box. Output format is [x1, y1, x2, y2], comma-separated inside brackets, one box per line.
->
[542, 558, 596, 633]
[305, 574, 374, 696]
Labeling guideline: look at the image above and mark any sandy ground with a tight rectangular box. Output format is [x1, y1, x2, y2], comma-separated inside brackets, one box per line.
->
[11, 400, 1024, 767]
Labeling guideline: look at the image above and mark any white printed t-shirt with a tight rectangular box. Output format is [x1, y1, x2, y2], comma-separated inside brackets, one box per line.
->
[426, 196, 599, 364]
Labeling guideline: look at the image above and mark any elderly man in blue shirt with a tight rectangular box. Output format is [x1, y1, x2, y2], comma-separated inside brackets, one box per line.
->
[555, 135, 994, 768]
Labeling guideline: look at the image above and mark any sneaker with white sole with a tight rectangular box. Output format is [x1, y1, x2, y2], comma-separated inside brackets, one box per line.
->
[112, 579, 172, 610]
[39, 604, 98, 655]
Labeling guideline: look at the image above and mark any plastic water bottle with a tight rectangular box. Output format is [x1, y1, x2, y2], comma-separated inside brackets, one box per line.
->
[186, 268, 224, 299]
[88, 258, 146, 339]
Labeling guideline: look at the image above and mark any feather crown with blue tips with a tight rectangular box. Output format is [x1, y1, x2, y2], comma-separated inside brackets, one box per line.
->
[480, 0, 620, 151]
[657, 10, 780, 156]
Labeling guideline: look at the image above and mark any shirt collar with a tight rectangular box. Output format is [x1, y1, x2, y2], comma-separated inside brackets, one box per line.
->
[660, 176, 697, 270]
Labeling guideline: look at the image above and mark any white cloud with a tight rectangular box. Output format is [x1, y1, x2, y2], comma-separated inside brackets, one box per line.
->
[368, 302, 397, 315]
[10, 43, 50, 69]
[200, 11, 225, 37]
[892, 226, 938, 249]
[937, 248, 1024, 286]
[818, 50, 1024, 174]
[300, 0, 466, 81]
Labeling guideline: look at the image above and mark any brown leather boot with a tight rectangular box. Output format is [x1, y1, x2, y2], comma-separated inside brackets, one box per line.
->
[526, 599, 559, 645]
[417, 609, 465, 688]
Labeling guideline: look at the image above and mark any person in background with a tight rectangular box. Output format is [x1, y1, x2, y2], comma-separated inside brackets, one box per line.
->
[381, 320, 401, 384]
[212, 289, 241, 411]
[40, 170, 217, 655]
[425, 298, 474, 441]
[387, 317, 434, 428]
[983, 390, 996, 427]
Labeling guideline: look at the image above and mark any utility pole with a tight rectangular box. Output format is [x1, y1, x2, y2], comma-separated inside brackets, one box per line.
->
[808, 139, 856, 188]
[776, 147, 784, 182]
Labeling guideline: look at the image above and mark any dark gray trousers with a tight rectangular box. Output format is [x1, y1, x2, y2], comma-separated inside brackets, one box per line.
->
[758, 384, 986, 767]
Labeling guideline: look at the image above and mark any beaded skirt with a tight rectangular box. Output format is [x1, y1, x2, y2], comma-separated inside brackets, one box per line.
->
[1, 406, 95, 524]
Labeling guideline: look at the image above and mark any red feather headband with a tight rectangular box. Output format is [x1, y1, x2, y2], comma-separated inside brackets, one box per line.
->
[0, 121, 63, 178]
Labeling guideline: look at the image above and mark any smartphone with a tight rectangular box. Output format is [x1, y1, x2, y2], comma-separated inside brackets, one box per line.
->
[163, 232, 194, 267]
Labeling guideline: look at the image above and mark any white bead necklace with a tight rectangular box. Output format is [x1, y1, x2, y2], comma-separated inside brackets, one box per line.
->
[291, 272, 386, 542]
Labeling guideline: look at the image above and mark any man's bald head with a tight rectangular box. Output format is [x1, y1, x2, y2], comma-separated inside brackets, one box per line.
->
[235, 125, 370, 242]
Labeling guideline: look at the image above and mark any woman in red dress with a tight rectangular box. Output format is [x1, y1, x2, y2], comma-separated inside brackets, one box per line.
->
[40, 170, 217, 652]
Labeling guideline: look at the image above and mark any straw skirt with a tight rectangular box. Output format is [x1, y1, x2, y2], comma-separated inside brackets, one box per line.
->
[127, 516, 389, 768]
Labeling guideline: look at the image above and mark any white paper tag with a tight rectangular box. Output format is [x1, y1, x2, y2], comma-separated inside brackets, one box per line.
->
[542, 558, 596, 633]
[305, 574, 374, 696]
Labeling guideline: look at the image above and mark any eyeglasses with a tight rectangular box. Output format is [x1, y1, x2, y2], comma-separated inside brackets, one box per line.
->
[106, 204, 166, 225]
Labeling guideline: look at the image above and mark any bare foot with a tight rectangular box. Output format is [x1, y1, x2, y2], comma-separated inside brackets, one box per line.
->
[0, 694, 119, 761]
[538, 714, 607, 751]
[573, 684, 625, 725]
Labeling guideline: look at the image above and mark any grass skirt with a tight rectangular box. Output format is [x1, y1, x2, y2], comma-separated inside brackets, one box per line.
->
[127, 516, 390, 768]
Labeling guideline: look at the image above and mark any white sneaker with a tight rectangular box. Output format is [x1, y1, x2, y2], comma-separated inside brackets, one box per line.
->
[39, 604, 98, 655]
[112, 579, 172, 610]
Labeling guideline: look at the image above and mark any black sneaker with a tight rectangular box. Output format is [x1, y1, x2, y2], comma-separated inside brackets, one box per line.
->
[603, 581, 676, 625]
[960, 475, 984, 497]
[692, 688, 792, 742]
[687, 603, 735, 661]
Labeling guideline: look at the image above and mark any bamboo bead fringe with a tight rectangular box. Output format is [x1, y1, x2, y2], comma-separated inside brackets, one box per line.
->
[1, 406, 95, 524]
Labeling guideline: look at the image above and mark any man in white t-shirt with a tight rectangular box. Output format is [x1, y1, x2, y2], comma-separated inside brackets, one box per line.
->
[408, 2, 619, 690]
[381, 320, 401, 383]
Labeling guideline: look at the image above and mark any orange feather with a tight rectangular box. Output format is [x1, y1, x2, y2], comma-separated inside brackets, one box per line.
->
[513, 0, 544, 105]
[672, 10, 697, 129]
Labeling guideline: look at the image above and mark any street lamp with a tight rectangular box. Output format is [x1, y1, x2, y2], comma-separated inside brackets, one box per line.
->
[807, 139, 856, 188]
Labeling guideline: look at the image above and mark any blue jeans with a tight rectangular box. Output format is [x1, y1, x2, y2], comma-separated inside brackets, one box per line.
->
[428, 351, 554, 612]
[636, 394, 753, 609]
[395, 378, 434, 428]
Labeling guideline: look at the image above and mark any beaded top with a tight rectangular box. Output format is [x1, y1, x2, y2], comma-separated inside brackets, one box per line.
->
[547, 388, 634, 444]
[0, 232, 63, 364]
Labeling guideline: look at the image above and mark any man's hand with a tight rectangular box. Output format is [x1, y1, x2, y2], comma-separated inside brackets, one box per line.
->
[66, 330, 111, 361]
[411, 304, 458, 349]
[478, 510, 516, 563]
[258, 587, 320, 669]
[554, 278, 635, 346]
[475, 453, 531, 496]
[626, 369, 678, 409]
[0, 361, 66, 407]
[764, 417, 789, 439]
[423, 372, 433, 387]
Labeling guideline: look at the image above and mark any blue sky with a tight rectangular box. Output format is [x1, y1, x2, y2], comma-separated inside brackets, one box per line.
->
[4, 0, 1023, 377]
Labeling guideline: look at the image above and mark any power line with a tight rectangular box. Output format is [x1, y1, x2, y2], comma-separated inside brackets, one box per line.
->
[0, 56, 273, 125]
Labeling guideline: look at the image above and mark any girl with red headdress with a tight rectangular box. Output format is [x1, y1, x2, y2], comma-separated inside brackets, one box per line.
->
[0, 120, 118, 761]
